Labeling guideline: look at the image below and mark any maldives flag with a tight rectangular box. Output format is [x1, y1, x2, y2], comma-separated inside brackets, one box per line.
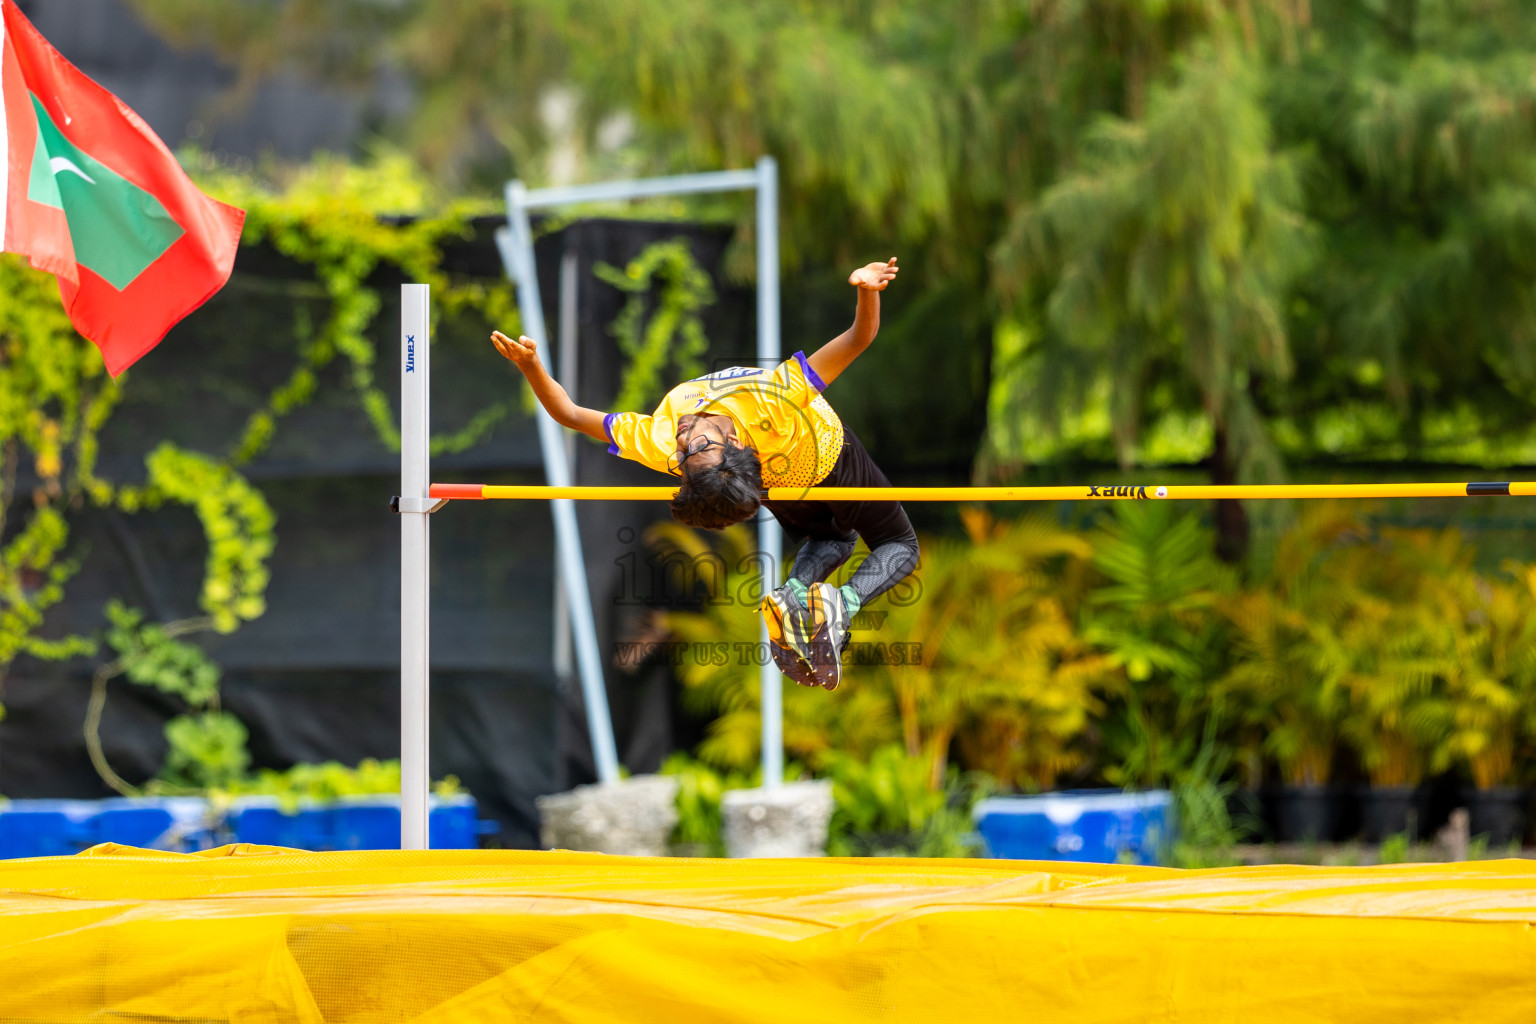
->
[0, 1, 243, 375]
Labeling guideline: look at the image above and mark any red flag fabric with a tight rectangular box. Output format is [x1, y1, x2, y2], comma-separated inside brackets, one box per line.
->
[1, 0, 244, 375]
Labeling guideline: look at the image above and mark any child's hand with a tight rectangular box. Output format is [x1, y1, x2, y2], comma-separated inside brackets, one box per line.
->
[849, 257, 899, 291]
[491, 331, 543, 373]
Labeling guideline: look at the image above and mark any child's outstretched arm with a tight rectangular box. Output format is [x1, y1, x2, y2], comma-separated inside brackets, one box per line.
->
[806, 257, 898, 388]
[491, 331, 608, 441]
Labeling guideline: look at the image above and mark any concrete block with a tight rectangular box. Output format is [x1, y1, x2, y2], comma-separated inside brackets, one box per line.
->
[536, 775, 679, 856]
[722, 780, 834, 858]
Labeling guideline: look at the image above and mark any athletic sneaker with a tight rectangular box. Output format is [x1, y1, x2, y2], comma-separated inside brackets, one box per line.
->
[760, 582, 819, 688]
[802, 582, 854, 691]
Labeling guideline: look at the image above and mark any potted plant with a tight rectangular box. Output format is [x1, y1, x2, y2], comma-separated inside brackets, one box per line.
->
[1331, 527, 1477, 842]
[1430, 564, 1536, 847]
[1333, 585, 1453, 842]
[1337, 650, 1441, 845]
[1220, 588, 1347, 841]
[1221, 505, 1393, 843]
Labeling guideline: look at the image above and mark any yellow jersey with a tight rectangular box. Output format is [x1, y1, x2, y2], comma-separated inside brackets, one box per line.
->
[604, 352, 844, 489]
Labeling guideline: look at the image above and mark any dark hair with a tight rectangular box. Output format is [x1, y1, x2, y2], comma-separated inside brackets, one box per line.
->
[670, 444, 763, 529]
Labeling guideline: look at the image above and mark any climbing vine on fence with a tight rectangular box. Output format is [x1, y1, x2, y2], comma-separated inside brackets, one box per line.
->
[190, 151, 522, 463]
[0, 247, 280, 794]
[594, 238, 716, 412]
[0, 253, 121, 702]
[0, 151, 529, 795]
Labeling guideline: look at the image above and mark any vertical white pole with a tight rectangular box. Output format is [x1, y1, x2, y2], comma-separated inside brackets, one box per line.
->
[400, 284, 431, 849]
[551, 248, 580, 683]
[503, 184, 622, 785]
[756, 156, 784, 790]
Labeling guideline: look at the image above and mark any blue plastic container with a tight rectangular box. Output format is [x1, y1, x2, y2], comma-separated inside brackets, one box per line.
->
[429, 798, 483, 849]
[0, 795, 492, 858]
[331, 799, 401, 849]
[226, 795, 489, 851]
[973, 790, 1174, 865]
[224, 798, 331, 849]
[96, 797, 216, 851]
[0, 797, 218, 858]
[92, 805, 171, 848]
[0, 800, 98, 858]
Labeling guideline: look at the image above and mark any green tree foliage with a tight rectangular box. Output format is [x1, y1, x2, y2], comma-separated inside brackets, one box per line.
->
[132, 1, 964, 260]
[1270, 3, 1536, 463]
[992, 1, 1536, 482]
[996, 46, 1311, 559]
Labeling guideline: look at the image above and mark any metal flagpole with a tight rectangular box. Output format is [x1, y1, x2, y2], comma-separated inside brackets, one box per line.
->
[398, 283, 433, 849]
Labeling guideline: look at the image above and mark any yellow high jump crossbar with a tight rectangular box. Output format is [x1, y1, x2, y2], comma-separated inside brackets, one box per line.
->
[429, 481, 1536, 502]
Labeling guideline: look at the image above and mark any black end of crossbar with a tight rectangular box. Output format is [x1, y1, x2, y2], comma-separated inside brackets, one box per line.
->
[1467, 482, 1511, 496]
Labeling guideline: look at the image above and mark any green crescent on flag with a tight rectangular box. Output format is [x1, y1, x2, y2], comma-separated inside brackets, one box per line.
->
[2, 0, 245, 375]
[26, 94, 184, 291]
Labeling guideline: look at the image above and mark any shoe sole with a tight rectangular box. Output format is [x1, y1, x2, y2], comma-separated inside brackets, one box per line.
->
[760, 590, 820, 687]
[805, 584, 847, 692]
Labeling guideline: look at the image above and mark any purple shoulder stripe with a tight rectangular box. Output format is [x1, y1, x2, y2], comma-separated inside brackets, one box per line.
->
[603, 412, 621, 455]
[795, 351, 827, 393]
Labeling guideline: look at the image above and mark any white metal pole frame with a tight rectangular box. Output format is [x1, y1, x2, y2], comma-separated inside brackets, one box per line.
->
[399, 284, 433, 849]
[500, 185, 622, 785]
[496, 162, 786, 791]
[552, 248, 580, 684]
[754, 157, 784, 791]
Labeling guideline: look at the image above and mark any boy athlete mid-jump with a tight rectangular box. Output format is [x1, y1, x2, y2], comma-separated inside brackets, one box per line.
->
[492, 257, 918, 691]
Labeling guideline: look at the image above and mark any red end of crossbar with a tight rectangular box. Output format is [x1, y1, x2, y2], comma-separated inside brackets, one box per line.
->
[429, 484, 483, 499]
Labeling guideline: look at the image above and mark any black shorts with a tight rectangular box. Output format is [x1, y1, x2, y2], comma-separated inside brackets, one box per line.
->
[762, 426, 914, 549]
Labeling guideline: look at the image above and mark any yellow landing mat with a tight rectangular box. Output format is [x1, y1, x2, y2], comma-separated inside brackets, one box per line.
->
[1, 846, 1533, 1023]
